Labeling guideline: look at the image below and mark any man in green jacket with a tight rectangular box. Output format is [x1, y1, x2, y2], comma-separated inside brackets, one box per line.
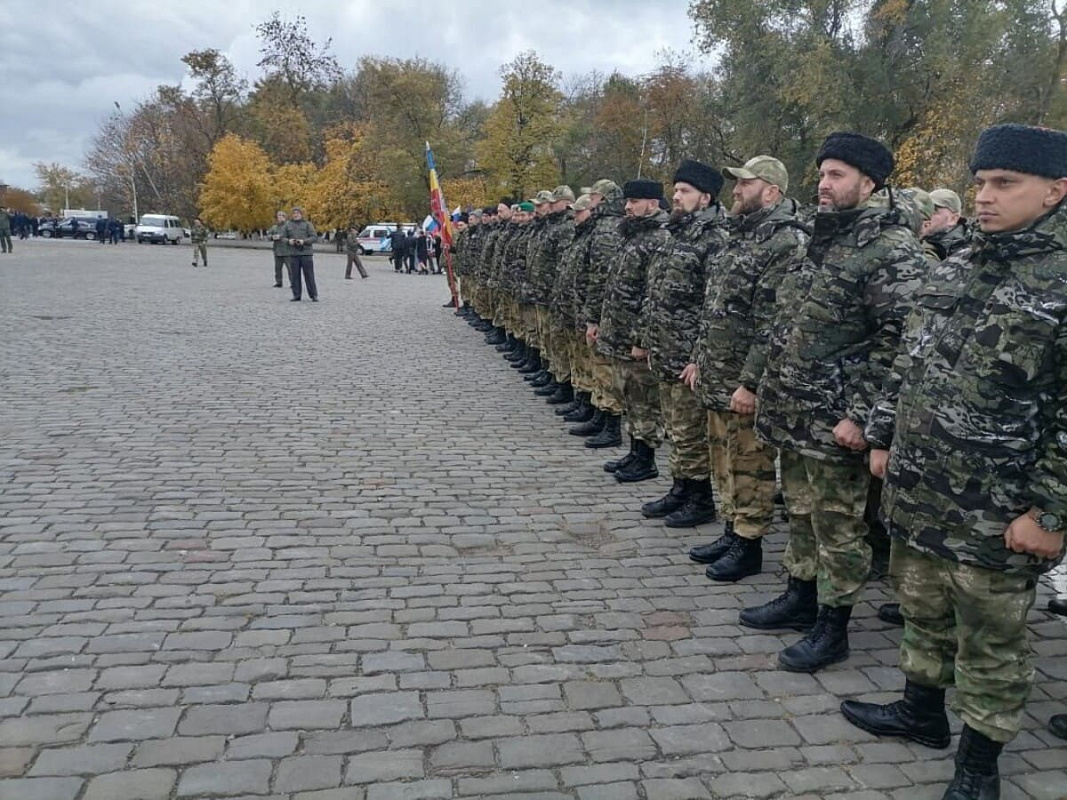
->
[841, 123, 1067, 800]
[283, 207, 319, 302]
[267, 211, 289, 288]
[190, 217, 209, 267]
[0, 207, 12, 254]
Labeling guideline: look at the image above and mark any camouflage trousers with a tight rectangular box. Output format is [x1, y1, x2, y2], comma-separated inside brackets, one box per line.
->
[589, 344, 623, 415]
[612, 358, 663, 447]
[780, 449, 871, 607]
[659, 381, 710, 480]
[501, 295, 522, 337]
[891, 541, 1036, 743]
[566, 329, 592, 393]
[522, 304, 539, 349]
[707, 411, 777, 540]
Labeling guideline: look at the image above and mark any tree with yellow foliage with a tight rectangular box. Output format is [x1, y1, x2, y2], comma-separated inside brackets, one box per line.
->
[305, 124, 403, 229]
[199, 134, 275, 232]
[476, 52, 562, 200]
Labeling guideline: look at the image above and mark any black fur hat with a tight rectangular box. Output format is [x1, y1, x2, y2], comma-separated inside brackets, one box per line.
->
[623, 179, 664, 200]
[673, 159, 724, 198]
[970, 123, 1067, 179]
[816, 132, 894, 191]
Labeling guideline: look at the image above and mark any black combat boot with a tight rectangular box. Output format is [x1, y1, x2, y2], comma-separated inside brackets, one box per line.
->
[641, 478, 688, 518]
[546, 383, 573, 405]
[512, 346, 533, 369]
[603, 435, 637, 471]
[1048, 597, 1067, 616]
[877, 602, 904, 626]
[739, 576, 817, 631]
[664, 479, 716, 527]
[1049, 714, 1067, 739]
[840, 680, 951, 749]
[506, 342, 528, 362]
[556, 391, 585, 417]
[585, 413, 622, 449]
[473, 318, 493, 331]
[531, 373, 556, 390]
[497, 334, 516, 353]
[485, 327, 506, 345]
[778, 604, 851, 673]
[688, 521, 736, 564]
[705, 535, 762, 582]
[570, 409, 605, 437]
[942, 726, 1003, 800]
[615, 440, 658, 483]
[565, 395, 596, 422]
[518, 352, 542, 374]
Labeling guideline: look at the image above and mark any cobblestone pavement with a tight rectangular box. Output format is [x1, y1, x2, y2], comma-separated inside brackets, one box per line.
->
[1, 240, 1064, 800]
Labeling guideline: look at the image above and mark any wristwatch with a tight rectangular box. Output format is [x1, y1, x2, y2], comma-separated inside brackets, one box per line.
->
[1030, 508, 1064, 533]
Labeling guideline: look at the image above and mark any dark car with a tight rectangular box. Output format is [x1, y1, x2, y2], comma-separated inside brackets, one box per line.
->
[39, 217, 102, 240]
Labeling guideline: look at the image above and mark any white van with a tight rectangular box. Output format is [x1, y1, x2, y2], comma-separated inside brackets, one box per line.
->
[135, 214, 184, 245]
[355, 222, 416, 254]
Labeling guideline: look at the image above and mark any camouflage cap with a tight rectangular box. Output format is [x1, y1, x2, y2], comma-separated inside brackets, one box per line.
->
[589, 179, 621, 198]
[572, 193, 593, 211]
[469, 208, 484, 217]
[722, 156, 789, 194]
[551, 185, 575, 203]
[902, 187, 934, 220]
[531, 190, 554, 205]
[580, 186, 593, 195]
[929, 188, 963, 215]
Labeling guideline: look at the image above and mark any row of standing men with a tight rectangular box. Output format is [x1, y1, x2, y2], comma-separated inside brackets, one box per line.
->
[448, 124, 1067, 800]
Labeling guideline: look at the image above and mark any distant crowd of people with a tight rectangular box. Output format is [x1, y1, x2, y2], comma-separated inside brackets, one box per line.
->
[388, 226, 444, 274]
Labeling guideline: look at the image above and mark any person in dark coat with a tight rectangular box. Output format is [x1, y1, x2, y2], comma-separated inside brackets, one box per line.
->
[415, 230, 430, 274]
[95, 216, 107, 244]
[405, 230, 417, 273]
[389, 224, 407, 272]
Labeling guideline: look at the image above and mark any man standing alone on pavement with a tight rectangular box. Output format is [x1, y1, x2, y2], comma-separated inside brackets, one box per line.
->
[284, 207, 319, 302]
[191, 217, 209, 267]
[345, 224, 369, 280]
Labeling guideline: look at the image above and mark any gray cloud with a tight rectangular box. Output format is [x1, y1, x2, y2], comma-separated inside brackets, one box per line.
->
[0, 0, 705, 189]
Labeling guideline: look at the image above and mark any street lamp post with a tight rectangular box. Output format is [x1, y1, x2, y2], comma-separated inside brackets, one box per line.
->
[114, 102, 139, 221]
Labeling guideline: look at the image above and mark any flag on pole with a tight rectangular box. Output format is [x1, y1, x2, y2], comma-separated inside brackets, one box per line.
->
[425, 142, 453, 248]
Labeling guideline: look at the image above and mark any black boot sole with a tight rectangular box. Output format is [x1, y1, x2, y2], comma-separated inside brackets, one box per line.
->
[664, 509, 717, 528]
[705, 561, 762, 582]
[778, 647, 849, 673]
[738, 615, 816, 633]
[615, 467, 659, 483]
[839, 702, 951, 749]
[585, 436, 622, 449]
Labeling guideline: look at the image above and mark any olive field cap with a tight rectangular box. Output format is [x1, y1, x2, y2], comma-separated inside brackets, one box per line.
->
[929, 188, 963, 215]
[590, 179, 621, 196]
[572, 194, 593, 211]
[551, 185, 576, 202]
[722, 156, 790, 194]
[902, 187, 934, 220]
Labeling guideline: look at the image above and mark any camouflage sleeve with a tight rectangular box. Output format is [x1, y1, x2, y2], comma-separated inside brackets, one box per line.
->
[584, 223, 621, 326]
[1028, 325, 1067, 516]
[863, 324, 913, 449]
[739, 229, 806, 390]
[845, 231, 927, 429]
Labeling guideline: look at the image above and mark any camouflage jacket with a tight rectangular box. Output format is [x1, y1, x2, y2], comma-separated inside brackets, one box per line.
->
[502, 223, 536, 297]
[467, 226, 489, 278]
[582, 197, 625, 326]
[520, 216, 549, 302]
[694, 200, 809, 411]
[452, 227, 469, 276]
[639, 205, 728, 380]
[868, 203, 1067, 576]
[191, 222, 209, 244]
[526, 210, 575, 306]
[484, 223, 515, 289]
[597, 210, 670, 361]
[476, 223, 504, 282]
[756, 200, 927, 461]
[552, 215, 595, 327]
[923, 222, 970, 261]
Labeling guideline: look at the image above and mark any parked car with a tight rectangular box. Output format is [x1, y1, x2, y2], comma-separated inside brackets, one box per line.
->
[355, 222, 416, 254]
[38, 218, 101, 240]
[135, 214, 184, 245]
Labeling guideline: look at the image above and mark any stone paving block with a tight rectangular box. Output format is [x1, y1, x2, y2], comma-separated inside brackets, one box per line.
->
[0, 777, 83, 800]
[457, 769, 558, 795]
[0, 747, 35, 778]
[426, 690, 496, 719]
[350, 691, 424, 726]
[178, 703, 269, 736]
[226, 732, 300, 760]
[497, 733, 585, 768]
[344, 749, 424, 784]
[269, 699, 347, 729]
[29, 743, 132, 776]
[81, 767, 176, 800]
[641, 777, 712, 799]
[275, 755, 344, 793]
[132, 736, 225, 767]
[88, 709, 181, 743]
[177, 759, 273, 796]
[365, 779, 452, 800]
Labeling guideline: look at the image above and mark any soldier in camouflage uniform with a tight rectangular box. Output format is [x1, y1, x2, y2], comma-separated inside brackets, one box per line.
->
[445, 215, 468, 309]
[453, 212, 476, 314]
[190, 217, 209, 267]
[531, 186, 577, 404]
[840, 124, 1067, 800]
[467, 207, 497, 333]
[579, 180, 627, 447]
[551, 194, 598, 425]
[479, 203, 512, 346]
[745, 132, 928, 674]
[488, 204, 521, 353]
[502, 203, 538, 368]
[596, 179, 671, 476]
[516, 193, 554, 381]
[637, 159, 727, 506]
[267, 211, 289, 288]
[923, 188, 970, 260]
[686, 156, 809, 581]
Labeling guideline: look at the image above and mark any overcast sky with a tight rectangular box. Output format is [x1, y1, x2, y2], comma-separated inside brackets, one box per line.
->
[0, 0, 707, 191]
